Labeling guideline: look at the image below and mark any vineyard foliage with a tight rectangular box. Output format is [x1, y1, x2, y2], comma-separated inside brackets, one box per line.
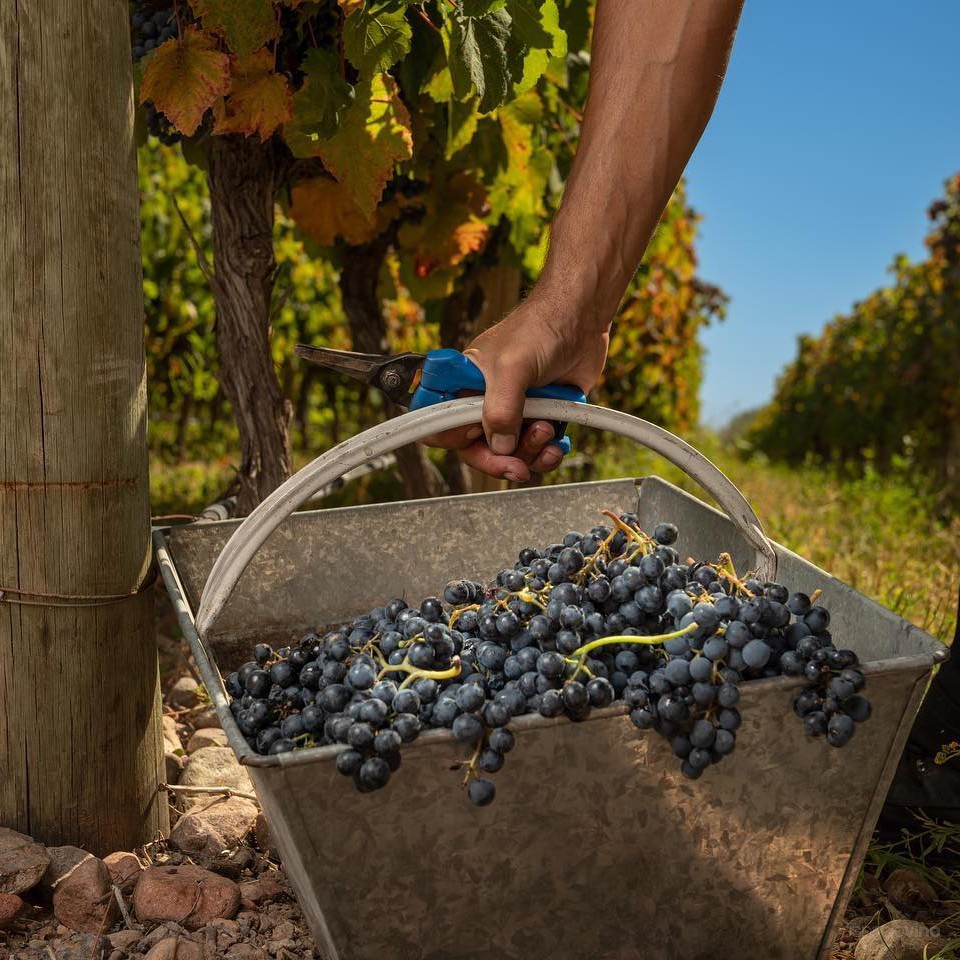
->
[750, 174, 960, 485]
[134, 0, 723, 468]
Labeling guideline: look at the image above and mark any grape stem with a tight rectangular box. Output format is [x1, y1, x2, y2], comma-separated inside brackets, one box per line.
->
[449, 604, 479, 627]
[374, 655, 462, 690]
[566, 622, 699, 681]
[710, 551, 759, 597]
[461, 736, 484, 786]
[601, 510, 652, 551]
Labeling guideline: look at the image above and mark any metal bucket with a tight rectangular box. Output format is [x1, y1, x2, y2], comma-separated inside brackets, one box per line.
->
[154, 399, 946, 960]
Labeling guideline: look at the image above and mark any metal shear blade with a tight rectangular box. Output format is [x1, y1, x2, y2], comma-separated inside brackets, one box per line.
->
[294, 345, 424, 407]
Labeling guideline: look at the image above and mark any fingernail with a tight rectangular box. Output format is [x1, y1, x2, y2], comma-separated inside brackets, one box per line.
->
[539, 448, 563, 469]
[530, 425, 552, 443]
[466, 426, 483, 441]
[491, 433, 516, 455]
[503, 471, 522, 483]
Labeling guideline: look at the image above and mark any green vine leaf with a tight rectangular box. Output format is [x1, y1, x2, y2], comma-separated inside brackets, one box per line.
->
[461, 0, 508, 16]
[507, 0, 555, 49]
[445, 96, 480, 160]
[449, 8, 513, 113]
[285, 48, 356, 153]
[512, 0, 567, 93]
[343, 3, 413, 75]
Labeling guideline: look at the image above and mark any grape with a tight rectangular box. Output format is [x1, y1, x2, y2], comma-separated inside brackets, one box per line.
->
[826, 713, 855, 747]
[488, 728, 515, 754]
[374, 730, 402, 756]
[714, 729, 736, 755]
[479, 749, 504, 773]
[358, 757, 391, 790]
[452, 714, 483, 742]
[392, 713, 421, 743]
[742, 639, 772, 670]
[468, 778, 496, 806]
[654, 522, 678, 545]
[227, 512, 870, 806]
[803, 711, 828, 736]
[336, 749, 363, 776]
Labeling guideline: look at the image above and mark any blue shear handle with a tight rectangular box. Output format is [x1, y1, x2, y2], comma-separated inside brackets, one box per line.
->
[409, 348, 587, 455]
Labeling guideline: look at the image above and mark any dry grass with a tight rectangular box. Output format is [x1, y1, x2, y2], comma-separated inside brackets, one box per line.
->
[582, 433, 958, 642]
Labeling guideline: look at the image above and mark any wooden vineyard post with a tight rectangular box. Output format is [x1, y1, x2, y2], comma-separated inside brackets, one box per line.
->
[0, 2, 168, 851]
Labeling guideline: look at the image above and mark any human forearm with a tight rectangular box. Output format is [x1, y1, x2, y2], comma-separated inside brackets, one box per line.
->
[537, 0, 744, 329]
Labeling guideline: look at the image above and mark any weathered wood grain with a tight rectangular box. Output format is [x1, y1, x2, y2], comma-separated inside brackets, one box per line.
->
[0, 0, 167, 852]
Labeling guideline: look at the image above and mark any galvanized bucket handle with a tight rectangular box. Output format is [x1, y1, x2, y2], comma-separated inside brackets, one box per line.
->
[194, 398, 777, 639]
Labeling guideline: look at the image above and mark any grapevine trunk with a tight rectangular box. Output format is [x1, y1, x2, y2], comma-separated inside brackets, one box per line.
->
[207, 135, 293, 515]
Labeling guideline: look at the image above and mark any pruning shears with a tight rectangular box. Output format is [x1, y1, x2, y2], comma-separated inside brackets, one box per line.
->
[294, 345, 587, 454]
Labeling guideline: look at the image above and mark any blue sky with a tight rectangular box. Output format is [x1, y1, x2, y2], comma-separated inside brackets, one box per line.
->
[684, 0, 960, 427]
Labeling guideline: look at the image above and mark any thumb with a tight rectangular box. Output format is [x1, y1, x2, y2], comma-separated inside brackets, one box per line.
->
[464, 349, 529, 456]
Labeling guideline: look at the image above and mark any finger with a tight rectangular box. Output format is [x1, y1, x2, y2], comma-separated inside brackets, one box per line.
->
[463, 349, 528, 457]
[458, 442, 531, 483]
[531, 442, 565, 474]
[515, 420, 555, 465]
[420, 425, 484, 450]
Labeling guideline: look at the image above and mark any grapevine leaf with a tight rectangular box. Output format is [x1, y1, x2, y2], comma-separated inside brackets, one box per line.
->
[488, 92, 552, 251]
[289, 176, 401, 246]
[189, 0, 278, 58]
[284, 49, 356, 154]
[424, 62, 454, 103]
[139, 29, 231, 137]
[559, 0, 591, 53]
[512, 0, 567, 93]
[398, 172, 489, 279]
[338, 0, 365, 16]
[214, 50, 294, 140]
[507, 0, 555, 49]
[449, 9, 512, 113]
[461, 0, 507, 15]
[343, 3, 413, 75]
[445, 96, 480, 160]
[316, 73, 414, 217]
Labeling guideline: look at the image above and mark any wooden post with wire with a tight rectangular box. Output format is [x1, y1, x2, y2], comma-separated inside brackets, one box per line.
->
[0, 2, 168, 851]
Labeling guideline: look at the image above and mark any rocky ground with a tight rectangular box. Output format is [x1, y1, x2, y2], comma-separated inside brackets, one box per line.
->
[1, 594, 956, 960]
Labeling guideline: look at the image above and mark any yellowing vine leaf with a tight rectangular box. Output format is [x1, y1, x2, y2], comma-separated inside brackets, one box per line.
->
[316, 74, 413, 217]
[338, 0, 365, 16]
[398, 173, 489, 278]
[214, 51, 294, 140]
[189, 0, 278, 57]
[140, 29, 231, 136]
[488, 91, 552, 249]
[289, 177, 397, 246]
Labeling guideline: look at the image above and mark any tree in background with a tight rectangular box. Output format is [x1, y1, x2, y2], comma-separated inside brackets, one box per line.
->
[132, 0, 723, 510]
[749, 174, 960, 495]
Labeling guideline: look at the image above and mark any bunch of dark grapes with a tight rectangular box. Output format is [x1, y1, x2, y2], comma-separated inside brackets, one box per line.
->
[130, 3, 183, 143]
[130, 2, 177, 62]
[226, 511, 872, 805]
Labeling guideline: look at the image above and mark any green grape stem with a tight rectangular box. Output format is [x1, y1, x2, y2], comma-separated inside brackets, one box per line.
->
[374, 654, 462, 690]
[566, 622, 700, 681]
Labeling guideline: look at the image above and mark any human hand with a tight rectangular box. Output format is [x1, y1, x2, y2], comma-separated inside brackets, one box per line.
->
[422, 289, 609, 481]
